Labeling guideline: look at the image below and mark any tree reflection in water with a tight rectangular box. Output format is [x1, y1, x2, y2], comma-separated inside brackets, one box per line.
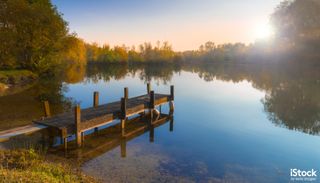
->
[0, 62, 319, 136]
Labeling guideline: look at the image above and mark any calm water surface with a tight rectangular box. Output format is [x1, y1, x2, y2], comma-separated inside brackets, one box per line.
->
[1, 64, 320, 182]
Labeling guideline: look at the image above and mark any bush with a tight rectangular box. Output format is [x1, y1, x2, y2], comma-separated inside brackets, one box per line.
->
[0, 149, 96, 183]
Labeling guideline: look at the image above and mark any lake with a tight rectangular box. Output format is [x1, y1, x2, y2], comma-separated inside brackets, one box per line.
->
[1, 63, 320, 182]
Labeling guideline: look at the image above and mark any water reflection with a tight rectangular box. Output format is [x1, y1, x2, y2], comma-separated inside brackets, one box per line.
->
[1, 62, 320, 182]
[0, 78, 75, 130]
[0, 113, 174, 163]
[0, 62, 319, 137]
[59, 114, 174, 162]
[183, 63, 320, 136]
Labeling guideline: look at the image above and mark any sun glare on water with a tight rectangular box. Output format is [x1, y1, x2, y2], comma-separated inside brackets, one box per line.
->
[254, 23, 274, 41]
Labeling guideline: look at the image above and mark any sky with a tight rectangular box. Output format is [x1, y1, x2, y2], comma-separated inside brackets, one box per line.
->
[52, 0, 281, 51]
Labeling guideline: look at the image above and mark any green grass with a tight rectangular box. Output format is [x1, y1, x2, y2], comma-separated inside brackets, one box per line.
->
[0, 70, 38, 85]
[0, 149, 97, 183]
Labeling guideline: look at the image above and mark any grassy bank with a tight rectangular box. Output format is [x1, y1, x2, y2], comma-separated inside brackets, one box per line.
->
[0, 149, 96, 183]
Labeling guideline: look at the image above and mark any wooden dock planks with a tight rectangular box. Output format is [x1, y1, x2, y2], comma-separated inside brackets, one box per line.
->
[33, 85, 174, 149]
[34, 93, 171, 133]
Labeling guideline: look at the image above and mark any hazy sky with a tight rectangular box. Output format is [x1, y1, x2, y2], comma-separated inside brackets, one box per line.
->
[52, 0, 281, 51]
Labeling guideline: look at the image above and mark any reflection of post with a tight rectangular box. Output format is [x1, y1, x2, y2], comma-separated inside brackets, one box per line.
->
[149, 125, 154, 143]
[170, 116, 174, 132]
[120, 138, 127, 158]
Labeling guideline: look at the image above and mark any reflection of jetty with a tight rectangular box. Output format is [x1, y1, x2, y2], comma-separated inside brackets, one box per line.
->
[34, 84, 174, 149]
[63, 114, 173, 161]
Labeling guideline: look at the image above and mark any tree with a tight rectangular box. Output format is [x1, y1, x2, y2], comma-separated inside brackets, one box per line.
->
[271, 0, 320, 48]
[0, 0, 69, 72]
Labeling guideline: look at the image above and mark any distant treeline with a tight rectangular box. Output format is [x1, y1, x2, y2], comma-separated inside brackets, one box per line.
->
[86, 41, 178, 63]
[1, 0, 320, 74]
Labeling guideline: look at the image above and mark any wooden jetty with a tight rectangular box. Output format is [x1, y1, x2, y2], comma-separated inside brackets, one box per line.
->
[0, 124, 47, 142]
[34, 84, 174, 149]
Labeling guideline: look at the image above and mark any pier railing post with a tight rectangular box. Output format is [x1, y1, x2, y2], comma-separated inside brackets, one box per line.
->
[170, 85, 174, 101]
[124, 87, 128, 100]
[169, 85, 175, 113]
[150, 91, 155, 109]
[121, 97, 127, 136]
[147, 83, 151, 94]
[43, 101, 51, 118]
[93, 91, 99, 107]
[149, 91, 155, 123]
[75, 105, 82, 147]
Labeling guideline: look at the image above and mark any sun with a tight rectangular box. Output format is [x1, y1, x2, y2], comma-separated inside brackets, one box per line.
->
[254, 23, 274, 40]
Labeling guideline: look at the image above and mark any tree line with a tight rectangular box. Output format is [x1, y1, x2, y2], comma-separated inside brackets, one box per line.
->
[1, 0, 319, 75]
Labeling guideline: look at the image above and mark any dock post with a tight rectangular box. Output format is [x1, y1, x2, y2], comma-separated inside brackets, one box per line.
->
[120, 138, 127, 158]
[124, 87, 129, 100]
[169, 85, 175, 113]
[147, 83, 151, 94]
[43, 101, 51, 118]
[170, 85, 174, 100]
[149, 91, 155, 123]
[121, 98, 127, 137]
[61, 128, 68, 150]
[75, 105, 82, 147]
[93, 91, 99, 107]
[81, 132, 85, 144]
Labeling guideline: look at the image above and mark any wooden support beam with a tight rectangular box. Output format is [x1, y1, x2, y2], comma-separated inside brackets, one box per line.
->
[169, 85, 175, 113]
[149, 91, 155, 123]
[75, 105, 82, 147]
[150, 91, 155, 109]
[121, 119, 125, 137]
[81, 132, 85, 143]
[93, 91, 99, 107]
[64, 138, 68, 150]
[43, 101, 51, 118]
[121, 98, 127, 119]
[170, 85, 174, 100]
[147, 83, 151, 94]
[169, 101, 175, 113]
[61, 128, 68, 150]
[124, 87, 128, 99]
[121, 97, 127, 136]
